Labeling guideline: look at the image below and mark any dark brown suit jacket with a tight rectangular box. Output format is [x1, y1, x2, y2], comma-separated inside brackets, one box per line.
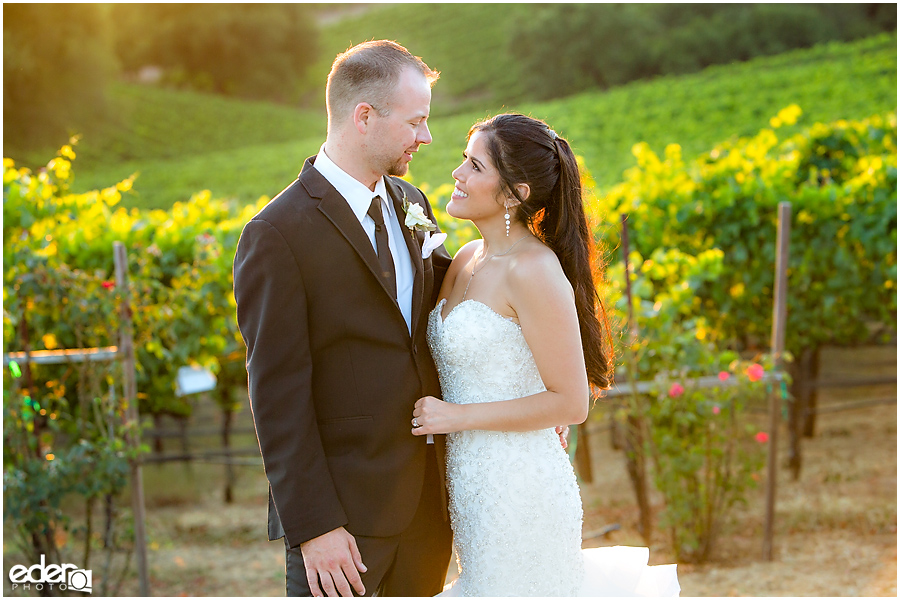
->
[234, 157, 452, 548]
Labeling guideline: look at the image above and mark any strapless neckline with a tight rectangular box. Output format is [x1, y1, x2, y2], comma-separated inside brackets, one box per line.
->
[436, 298, 521, 329]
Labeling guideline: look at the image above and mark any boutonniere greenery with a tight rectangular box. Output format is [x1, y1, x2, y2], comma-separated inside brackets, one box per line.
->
[401, 192, 437, 234]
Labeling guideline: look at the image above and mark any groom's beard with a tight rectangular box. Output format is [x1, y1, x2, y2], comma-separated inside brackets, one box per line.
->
[386, 158, 409, 178]
[374, 149, 411, 179]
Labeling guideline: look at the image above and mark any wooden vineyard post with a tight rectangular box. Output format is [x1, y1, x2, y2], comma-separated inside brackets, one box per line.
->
[222, 406, 236, 503]
[788, 346, 818, 479]
[763, 202, 791, 561]
[800, 347, 820, 438]
[114, 242, 150, 595]
[573, 422, 593, 484]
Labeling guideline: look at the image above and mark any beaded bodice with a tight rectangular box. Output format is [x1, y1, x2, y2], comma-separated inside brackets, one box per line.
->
[428, 299, 546, 405]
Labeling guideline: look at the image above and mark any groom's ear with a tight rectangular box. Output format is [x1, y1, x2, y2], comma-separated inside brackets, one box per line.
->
[353, 102, 374, 134]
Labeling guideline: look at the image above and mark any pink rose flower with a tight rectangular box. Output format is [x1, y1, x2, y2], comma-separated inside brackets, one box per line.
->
[668, 383, 685, 398]
[718, 371, 730, 381]
[712, 405, 721, 414]
[747, 363, 765, 382]
[755, 431, 769, 443]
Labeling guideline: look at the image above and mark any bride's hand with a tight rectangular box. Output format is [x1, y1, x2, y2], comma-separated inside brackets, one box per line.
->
[412, 396, 463, 435]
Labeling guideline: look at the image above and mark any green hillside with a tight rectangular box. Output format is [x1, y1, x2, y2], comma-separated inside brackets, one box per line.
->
[413, 34, 898, 196]
[305, 3, 894, 113]
[60, 83, 323, 169]
[308, 3, 533, 114]
[68, 34, 896, 210]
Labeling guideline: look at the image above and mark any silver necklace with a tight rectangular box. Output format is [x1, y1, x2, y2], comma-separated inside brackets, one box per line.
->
[462, 234, 530, 300]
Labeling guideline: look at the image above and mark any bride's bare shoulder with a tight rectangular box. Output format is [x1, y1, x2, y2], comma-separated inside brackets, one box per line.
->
[448, 240, 482, 274]
[507, 242, 572, 300]
[454, 239, 483, 262]
[440, 239, 482, 295]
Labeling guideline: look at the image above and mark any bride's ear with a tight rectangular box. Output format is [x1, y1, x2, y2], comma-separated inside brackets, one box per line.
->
[501, 183, 529, 210]
[512, 183, 530, 204]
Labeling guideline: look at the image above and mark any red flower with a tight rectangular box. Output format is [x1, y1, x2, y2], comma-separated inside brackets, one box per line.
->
[102, 281, 115, 290]
[718, 371, 730, 381]
[755, 431, 769, 443]
[712, 405, 721, 415]
[668, 383, 685, 398]
[747, 363, 765, 382]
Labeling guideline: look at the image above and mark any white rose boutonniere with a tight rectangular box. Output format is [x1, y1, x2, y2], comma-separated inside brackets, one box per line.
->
[400, 192, 445, 258]
[401, 193, 437, 233]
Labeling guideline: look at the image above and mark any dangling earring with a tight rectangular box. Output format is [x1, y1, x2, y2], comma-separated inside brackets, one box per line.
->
[504, 204, 511, 237]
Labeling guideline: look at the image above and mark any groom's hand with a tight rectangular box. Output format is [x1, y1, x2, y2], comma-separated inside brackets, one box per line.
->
[300, 526, 367, 597]
[556, 425, 570, 450]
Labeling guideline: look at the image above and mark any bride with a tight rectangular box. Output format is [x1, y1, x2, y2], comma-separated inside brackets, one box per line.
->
[411, 114, 679, 597]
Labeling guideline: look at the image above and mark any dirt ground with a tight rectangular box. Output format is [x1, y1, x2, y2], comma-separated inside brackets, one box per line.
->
[580, 402, 897, 597]
[3, 348, 896, 596]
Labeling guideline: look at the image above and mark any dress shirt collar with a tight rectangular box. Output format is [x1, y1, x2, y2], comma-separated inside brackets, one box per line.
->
[314, 145, 390, 222]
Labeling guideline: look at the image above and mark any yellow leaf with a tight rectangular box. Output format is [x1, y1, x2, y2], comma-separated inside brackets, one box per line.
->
[42, 333, 58, 350]
[776, 104, 802, 126]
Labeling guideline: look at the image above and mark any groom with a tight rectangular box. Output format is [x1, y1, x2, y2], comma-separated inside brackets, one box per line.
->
[233, 41, 453, 596]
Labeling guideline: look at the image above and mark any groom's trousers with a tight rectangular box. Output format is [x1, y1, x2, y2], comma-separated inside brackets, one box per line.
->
[285, 445, 453, 597]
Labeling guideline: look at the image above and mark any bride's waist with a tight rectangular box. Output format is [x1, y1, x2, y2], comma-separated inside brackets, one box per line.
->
[445, 430, 577, 482]
[447, 427, 561, 448]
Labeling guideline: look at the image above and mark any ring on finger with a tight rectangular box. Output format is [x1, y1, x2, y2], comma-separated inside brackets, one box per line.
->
[413, 417, 421, 428]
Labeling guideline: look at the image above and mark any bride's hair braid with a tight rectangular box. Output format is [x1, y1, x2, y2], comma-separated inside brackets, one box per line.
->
[468, 114, 614, 390]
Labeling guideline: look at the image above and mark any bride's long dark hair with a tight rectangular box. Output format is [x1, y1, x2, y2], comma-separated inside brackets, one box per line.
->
[469, 113, 614, 390]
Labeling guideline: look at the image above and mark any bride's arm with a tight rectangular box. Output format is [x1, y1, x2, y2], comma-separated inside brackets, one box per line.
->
[413, 248, 590, 434]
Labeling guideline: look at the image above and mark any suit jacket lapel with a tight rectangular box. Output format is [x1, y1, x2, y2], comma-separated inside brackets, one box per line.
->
[303, 159, 402, 310]
[386, 178, 425, 337]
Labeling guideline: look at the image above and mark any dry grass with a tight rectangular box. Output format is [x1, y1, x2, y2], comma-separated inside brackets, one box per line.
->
[579, 400, 896, 597]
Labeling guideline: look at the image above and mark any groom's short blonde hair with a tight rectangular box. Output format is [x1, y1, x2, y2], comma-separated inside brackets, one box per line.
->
[326, 40, 439, 123]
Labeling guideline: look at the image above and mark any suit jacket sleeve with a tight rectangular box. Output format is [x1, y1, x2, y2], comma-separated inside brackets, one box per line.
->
[234, 218, 347, 547]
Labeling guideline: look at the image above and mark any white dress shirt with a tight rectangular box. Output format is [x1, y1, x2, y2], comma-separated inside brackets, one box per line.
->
[313, 146, 414, 334]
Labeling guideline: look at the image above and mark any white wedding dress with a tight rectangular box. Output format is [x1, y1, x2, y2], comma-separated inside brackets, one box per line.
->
[427, 299, 680, 597]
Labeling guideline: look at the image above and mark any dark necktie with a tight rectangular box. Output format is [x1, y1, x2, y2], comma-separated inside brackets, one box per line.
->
[367, 195, 397, 298]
